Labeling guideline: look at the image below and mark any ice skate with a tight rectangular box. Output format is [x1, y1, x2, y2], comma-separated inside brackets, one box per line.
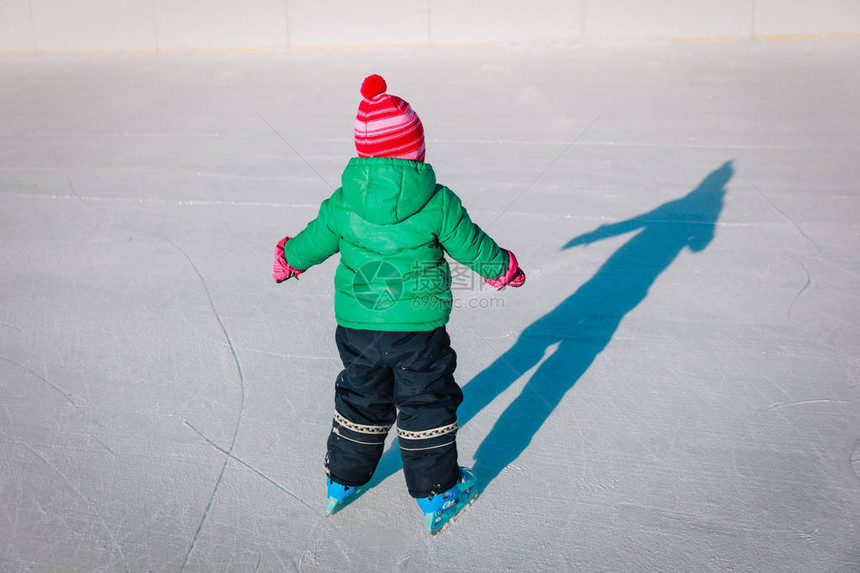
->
[416, 467, 477, 534]
[326, 478, 359, 516]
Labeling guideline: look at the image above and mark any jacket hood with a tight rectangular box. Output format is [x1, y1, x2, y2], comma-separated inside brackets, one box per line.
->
[340, 157, 437, 225]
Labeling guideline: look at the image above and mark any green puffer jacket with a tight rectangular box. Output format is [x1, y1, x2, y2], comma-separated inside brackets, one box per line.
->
[284, 156, 507, 331]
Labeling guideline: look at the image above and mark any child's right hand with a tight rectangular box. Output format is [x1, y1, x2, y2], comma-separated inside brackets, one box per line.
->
[273, 236, 305, 283]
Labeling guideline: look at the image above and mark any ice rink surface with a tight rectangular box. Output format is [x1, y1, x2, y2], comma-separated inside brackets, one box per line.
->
[1, 38, 859, 571]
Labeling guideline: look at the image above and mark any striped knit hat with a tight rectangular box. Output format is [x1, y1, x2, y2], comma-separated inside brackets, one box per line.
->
[354, 74, 425, 162]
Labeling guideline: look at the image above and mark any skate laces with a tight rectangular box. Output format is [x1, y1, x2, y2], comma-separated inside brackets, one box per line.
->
[416, 470, 474, 515]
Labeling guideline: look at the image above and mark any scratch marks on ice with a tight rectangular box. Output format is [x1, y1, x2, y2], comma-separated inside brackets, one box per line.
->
[67, 177, 249, 570]
[183, 420, 319, 516]
[754, 187, 821, 319]
[762, 399, 856, 413]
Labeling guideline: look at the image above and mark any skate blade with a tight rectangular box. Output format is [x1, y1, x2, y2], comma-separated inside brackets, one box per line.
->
[429, 490, 478, 536]
[325, 487, 363, 517]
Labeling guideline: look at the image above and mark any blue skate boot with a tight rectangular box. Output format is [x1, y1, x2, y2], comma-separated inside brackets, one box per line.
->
[416, 467, 478, 534]
[326, 478, 358, 516]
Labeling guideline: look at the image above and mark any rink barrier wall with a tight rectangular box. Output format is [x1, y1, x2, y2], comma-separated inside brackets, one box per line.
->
[1, 0, 859, 53]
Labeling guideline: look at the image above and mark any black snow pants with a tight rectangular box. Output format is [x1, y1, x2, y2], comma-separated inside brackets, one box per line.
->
[325, 325, 462, 498]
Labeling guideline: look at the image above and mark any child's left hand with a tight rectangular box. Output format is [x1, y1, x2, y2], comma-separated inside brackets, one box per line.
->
[485, 250, 525, 290]
[273, 236, 305, 283]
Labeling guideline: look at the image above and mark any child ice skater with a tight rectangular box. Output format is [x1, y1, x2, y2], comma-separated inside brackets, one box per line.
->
[272, 74, 525, 533]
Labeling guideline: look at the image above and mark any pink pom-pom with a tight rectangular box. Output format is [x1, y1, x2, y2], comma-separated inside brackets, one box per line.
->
[360, 74, 387, 99]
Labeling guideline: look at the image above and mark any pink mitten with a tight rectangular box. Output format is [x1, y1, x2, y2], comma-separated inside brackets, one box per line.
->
[485, 250, 526, 290]
[273, 236, 304, 283]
